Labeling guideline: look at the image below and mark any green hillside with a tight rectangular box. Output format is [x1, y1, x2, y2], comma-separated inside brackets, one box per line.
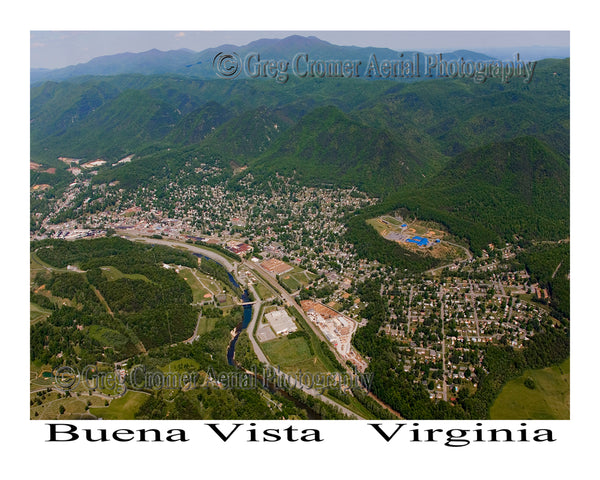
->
[198, 105, 296, 161]
[381, 136, 569, 252]
[30, 59, 569, 195]
[354, 58, 569, 160]
[252, 105, 424, 194]
[166, 101, 232, 144]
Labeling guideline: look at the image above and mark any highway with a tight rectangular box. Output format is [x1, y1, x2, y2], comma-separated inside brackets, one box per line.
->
[121, 233, 236, 272]
[244, 259, 328, 343]
[244, 284, 362, 419]
[122, 234, 363, 419]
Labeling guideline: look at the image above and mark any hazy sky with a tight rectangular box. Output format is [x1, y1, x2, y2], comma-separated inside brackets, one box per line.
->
[30, 31, 569, 69]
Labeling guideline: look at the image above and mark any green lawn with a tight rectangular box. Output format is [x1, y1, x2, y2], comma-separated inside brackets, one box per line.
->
[279, 274, 302, 292]
[381, 215, 402, 225]
[161, 358, 201, 373]
[366, 217, 388, 235]
[253, 278, 277, 300]
[490, 358, 570, 420]
[177, 267, 212, 302]
[261, 335, 328, 375]
[88, 325, 130, 349]
[89, 390, 149, 419]
[177, 267, 225, 303]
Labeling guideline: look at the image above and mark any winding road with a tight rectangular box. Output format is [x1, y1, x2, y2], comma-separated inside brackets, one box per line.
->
[121, 233, 363, 419]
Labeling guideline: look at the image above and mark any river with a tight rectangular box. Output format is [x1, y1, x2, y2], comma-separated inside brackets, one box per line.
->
[192, 253, 251, 365]
[193, 253, 321, 419]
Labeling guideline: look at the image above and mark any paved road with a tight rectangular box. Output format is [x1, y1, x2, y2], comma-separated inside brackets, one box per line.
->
[439, 286, 447, 402]
[425, 240, 472, 275]
[121, 233, 235, 271]
[121, 234, 362, 418]
[245, 283, 268, 364]
[184, 311, 203, 344]
[244, 260, 329, 344]
[244, 271, 363, 419]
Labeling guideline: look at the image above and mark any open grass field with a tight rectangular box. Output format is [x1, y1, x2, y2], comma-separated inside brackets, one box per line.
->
[177, 267, 212, 302]
[381, 215, 402, 225]
[178, 267, 225, 302]
[261, 335, 328, 375]
[30, 251, 68, 278]
[197, 316, 217, 335]
[30, 253, 48, 282]
[367, 217, 387, 235]
[88, 324, 130, 349]
[30, 302, 52, 324]
[89, 390, 149, 419]
[101, 266, 152, 283]
[279, 274, 302, 292]
[160, 358, 201, 373]
[253, 277, 277, 300]
[490, 358, 570, 420]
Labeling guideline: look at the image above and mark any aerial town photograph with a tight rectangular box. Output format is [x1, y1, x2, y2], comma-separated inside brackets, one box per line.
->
[29, 29, 570, 425]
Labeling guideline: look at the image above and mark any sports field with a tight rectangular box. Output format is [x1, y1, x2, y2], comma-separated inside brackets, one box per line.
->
[490, 358, 570, 420]
[278, 266, 317, 292]
[177, 266, 221, 303]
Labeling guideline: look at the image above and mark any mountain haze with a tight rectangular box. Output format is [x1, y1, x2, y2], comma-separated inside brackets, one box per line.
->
[31, 35, 496, 84]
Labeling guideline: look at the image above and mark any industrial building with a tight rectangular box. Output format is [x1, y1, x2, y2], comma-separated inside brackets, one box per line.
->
[265, 309, 298, 335]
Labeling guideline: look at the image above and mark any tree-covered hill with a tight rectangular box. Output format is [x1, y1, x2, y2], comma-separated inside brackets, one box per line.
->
[251, 105, 425, 194]
[374, 136, 569, 253]
[30, 58, 570, 255]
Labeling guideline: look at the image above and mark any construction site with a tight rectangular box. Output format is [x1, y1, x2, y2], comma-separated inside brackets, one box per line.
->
[376, 215, 442, 247]
[300, 300, 368, 372]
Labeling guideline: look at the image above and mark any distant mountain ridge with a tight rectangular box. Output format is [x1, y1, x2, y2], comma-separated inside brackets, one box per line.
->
[30, 35, 496, 84]
[30, 58, 569, 197]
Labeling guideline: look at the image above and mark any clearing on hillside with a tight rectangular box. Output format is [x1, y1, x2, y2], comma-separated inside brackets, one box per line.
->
[368, 214, 468, 261]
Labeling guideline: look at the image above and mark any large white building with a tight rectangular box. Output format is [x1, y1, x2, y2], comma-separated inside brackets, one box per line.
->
[265, 309, 297, 335]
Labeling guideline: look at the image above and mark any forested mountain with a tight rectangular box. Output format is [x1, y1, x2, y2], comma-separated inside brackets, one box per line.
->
[30, 58, 568, 186]
[381, 136, 569, 252]
[30, 39, 569, 250]
[251, 105, 425, 193]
